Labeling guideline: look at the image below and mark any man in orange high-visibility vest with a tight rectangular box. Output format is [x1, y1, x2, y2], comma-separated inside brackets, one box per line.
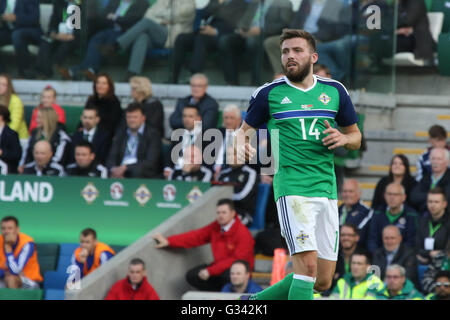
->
[0, 216, 43, 289]
[71, 228, 115, 278]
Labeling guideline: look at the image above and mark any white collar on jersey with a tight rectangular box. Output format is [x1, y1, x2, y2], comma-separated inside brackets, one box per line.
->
[283, 74, 317, 93]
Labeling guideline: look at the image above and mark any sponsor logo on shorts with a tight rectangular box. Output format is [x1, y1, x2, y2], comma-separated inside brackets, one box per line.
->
[296, 231, 309, 246]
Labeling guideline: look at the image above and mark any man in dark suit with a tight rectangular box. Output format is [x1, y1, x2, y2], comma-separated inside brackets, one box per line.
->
[169, 73, 219, 131]
[106, 103, 161, 178]
[0, 105, 21, 174]
[66, 141, 108, 178]
[71, 104, 111, 165]
[372, 225, 418, 289]
[0, 0, 41, 78]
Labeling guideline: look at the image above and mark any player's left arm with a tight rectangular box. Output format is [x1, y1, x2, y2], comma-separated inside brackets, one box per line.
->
[322, 120, 361, 151]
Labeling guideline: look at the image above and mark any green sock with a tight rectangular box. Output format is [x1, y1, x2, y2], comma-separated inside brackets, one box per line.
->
[250, 273, 294, 300]
[288, 276, 315, 300]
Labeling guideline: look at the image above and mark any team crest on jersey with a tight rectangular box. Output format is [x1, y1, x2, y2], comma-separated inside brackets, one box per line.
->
[301, 104, 313, 110]
[296, 231, 309, 245]
[81, 182, 99, 204]
[318, 93, 331, 105]
[134, 185, 152, 206]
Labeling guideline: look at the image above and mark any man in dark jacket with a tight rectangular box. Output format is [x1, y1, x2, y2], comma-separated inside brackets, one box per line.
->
[152, 198, 255, 291]
[105, 258, 160, 300]
[0, 105, 21, 174]
[23, 140, 65, 177]
[339, 179, 371, 248]
[171, 0, 248, 83]
[218, 0, 292, 86]
[71, 105, 111, 165]
[410, 148, 450, 213]
[0, 0, 41, 77]
[169, 74, 219, 131]
[416, 187, 450, 265]
[66, 141, 108, 178]
[372, 225, 418, 288]
[62, 0, 149, 80]
[367, 183, 418, 252]
[106, 103, 161, 178]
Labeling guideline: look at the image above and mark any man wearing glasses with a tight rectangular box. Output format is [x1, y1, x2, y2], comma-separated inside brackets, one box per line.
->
[425, 271, 450, 300]
[374, 264, 423, 300]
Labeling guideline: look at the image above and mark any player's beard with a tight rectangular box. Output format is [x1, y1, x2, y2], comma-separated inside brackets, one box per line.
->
[283, 60, 312, 83]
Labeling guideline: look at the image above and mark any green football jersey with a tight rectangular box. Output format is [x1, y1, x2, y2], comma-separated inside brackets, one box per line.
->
[245, 75, 358, 201]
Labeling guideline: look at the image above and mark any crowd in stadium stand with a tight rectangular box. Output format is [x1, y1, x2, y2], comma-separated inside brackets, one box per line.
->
[0, 0, 449, 301]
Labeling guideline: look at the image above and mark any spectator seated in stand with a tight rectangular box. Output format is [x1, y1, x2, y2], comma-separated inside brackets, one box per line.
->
[411, 148, 450, 213]
[0, 216, 43, 289]
[106, 103, 161, 179]
[425, 270, 450, 300]
[152, 199, 255, 292]
[221, 260, 262, 294]
[339, 179, 371, 248]
[169, 73, 219, 132]
[371, 154, 417, 210]
[0, 74, 28, 139]
[99, 0, 196, 81]
[71, 228, 115, 279]
[372, 225, 418, 288]
[66, 141, 108, 178]
[367, 182, 418, 252]
[59, 0, 149, 81]
[71, 104, 111, 165]
[0, 0, 41, 78]
[168, 145, 212, 182]
[29, 86, 66, 134]
[416, 125, 449, 182]
[0, 104, 21, 174]
[375, 264, 423, 300]
[105, 258, 160, 300]
[22, 140, 65, 177]
[416, 187, 450, 265]
[20, 107, 71, 170]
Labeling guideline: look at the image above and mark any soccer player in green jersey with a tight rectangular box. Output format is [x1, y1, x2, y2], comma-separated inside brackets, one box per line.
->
[235, 29, 362, 300]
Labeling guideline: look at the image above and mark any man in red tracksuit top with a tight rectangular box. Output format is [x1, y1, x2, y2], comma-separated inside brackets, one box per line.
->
[105, 258, 160, 300]
[153, 198, 255, 291]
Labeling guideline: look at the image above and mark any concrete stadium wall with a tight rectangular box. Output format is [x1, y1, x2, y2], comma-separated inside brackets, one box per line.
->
[65, 186, 233, 300]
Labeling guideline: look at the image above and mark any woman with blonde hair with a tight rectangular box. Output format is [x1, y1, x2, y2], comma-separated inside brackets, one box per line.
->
[0, 74, 29, 139]
[129, 76, 164, 137]
[19, 107, 71, 171]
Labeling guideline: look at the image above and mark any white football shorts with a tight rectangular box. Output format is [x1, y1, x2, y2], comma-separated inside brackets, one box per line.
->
[276, 195, 339, 261]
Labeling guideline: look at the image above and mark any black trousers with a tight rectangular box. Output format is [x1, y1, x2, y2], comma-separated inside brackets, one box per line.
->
[185, 264, 230, 291]
[171, 32, 218, 83]
[35, 35, 79, 76]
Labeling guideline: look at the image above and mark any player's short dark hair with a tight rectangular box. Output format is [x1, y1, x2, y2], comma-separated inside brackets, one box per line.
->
[428, 187, 447, 199]
[280, 28, 316, 52]
[435, 270, 450, 282]
[232, 259, 250, 273]
[126, 102, 144, 114]
[428, 125, 447, 140]
[217, 198, 235, 211]
[75, 140, 95, 153]
[130, 258, 146, 269]
[81, 228, 97, 239]
[83, 103, 100, 116]
[350, 249, 372, 265]
[0, 104, 11, 123]
[1, 216, 19, 227]
[341, 223, 359, 235]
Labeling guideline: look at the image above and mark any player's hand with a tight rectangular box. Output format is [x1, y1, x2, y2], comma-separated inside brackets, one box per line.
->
[152, 233, 169, 248]
[322, 120, 348, 150]
[198, 268, 210, 281]
[237, 143, 256, 163]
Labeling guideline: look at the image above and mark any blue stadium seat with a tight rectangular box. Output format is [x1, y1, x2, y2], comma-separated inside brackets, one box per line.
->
[249, 183, 271, 231]
[43, 271, 69, 290]
[44, 289, 65, 300]
[57, 243, 79, 271]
